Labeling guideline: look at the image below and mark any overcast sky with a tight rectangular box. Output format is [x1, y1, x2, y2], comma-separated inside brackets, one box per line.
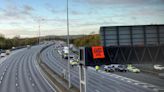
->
[0, 0, 164, 38]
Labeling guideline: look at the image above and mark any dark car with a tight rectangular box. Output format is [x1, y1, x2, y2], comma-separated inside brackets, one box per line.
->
[116, 65, 127, 72]
[104, 65, 115, 72]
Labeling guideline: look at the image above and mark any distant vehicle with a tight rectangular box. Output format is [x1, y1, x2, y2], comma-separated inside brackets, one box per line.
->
[104, 65, 115, 72]
[127, 65, 140, 73]
[12, 47, 15, 49]
[116, 65, 127, 72]
[63, 46, 69, 54]
[6, 50, 11, 55]
[70, 59, 78, 66]
[110, 64, 120, 69]
[69, 44, 74, 49]
[27, 45, 31, 49]
[154, 65, 164, 70]
[0, 51, 6, 57]
[63, 54, 74, 59]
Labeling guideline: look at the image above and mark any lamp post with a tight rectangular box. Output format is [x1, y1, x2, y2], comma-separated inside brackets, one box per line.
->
[38, 20, 41, 44]
[37, 18, 45, 44]
[67, 0, 71, 88]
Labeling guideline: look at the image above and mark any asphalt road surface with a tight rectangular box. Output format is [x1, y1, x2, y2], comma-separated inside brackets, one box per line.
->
[41, 45, 164, 92]
[113, 72, 164, 88]
[0, 45, 55, 92]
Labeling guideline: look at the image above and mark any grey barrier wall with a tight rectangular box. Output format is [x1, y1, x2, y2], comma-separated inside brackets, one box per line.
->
[100, 24, 164, 46]
[99, 24, 164, 65]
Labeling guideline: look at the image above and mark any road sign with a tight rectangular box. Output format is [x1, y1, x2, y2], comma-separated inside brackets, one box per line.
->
[92, 46, 105, 59]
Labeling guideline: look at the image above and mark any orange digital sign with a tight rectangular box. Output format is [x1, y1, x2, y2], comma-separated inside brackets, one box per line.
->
[92, 46, 105, 59]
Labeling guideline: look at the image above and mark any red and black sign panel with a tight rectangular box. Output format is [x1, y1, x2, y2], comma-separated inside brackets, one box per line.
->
[80, 45, 164, 66]
[92, 46, 105, 59]
[81, 46, 110, 66]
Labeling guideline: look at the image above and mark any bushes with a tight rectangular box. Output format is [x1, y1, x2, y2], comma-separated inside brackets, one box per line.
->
[0, 36, 38, 49]
[73, 34, 101, 47]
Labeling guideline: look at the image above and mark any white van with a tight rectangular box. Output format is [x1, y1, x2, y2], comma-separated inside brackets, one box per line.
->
[6, 50, 11, 55]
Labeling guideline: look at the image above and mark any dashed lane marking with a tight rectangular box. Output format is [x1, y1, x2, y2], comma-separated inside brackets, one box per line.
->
[89, 67, 164, 92]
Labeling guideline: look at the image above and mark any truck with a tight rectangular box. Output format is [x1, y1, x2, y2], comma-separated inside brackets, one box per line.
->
[62, 46, 69, 59]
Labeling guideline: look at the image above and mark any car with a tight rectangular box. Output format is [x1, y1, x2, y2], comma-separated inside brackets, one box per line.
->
[70, 59, 79, 66]
[104, 65, 115, 72]
[0, 51, 6, 57]
[6, 50, 11, 55]
[27, 45, 31, 49]
[154, 65, 164, 70]
[110, 64, 119, 69]
[127, 65, 140, 73]
[63, 54, 74, 59]
[116, 65, 127, 72]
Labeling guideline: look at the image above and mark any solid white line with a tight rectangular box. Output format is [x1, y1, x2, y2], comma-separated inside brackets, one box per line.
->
[34, 59, 57, 92]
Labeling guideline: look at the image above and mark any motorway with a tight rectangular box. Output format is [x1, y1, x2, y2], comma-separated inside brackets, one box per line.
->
[41, 45, 164, 92]
[0, 45, 55, 92]
[0, 44, 163, 92]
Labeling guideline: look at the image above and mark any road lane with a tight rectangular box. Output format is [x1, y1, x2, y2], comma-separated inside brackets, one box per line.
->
[113, 72, 164, 88]
[41, 45, 163, 92]
[0, 45, 55, 92]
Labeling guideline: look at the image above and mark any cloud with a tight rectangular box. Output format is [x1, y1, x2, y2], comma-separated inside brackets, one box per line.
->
[70, 10, 83, 15]
[3, 6, 20, 18]
[0, 28, 38, 38]
[127, 7, 164, 17]
[73, 0, 164, 5]
[44, 3, 65, 14]
[0, 4, 34, 20]
[21, 5, 34, 15]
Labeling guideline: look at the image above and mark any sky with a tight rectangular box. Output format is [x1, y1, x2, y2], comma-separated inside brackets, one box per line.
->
[0, 0, 164, 38]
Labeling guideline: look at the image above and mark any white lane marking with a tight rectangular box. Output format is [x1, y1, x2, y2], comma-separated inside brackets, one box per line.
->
[95, 89, 100, 92]
[127, 80, 132, 83]
[0, 81, 1, 84]
[16, 83, 18, 87]
[134, 82, 147, 85]
[34, 60, 56, 92]
[32, 83, 35, 87]
[4, 68, 7, 72]
[0, 76, 3, 81]
[89, 67, 164, 92]
[143, 85, 149, 88]
[153, 88, 159, 92]
[2, 72, 5, 76]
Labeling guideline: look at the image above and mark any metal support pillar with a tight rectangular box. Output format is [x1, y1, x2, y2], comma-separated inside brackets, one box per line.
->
[79, 64, 87, 92]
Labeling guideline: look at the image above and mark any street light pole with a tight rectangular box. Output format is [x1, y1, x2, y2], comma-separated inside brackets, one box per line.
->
[67, 0, 71, 88]
[38, 20, 41, 44]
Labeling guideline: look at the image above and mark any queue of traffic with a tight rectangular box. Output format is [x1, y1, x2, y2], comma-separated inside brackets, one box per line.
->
[103, 64, 140, 73]
[55, 42, 80, 66]
[0, 49, 11, 57]
[55, 41, 164, 74]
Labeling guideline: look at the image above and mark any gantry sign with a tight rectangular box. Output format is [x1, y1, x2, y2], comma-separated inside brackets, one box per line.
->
[79, 45, 164, 92]
[79, 46, 110, 66]
[80, 45, 164, 66]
